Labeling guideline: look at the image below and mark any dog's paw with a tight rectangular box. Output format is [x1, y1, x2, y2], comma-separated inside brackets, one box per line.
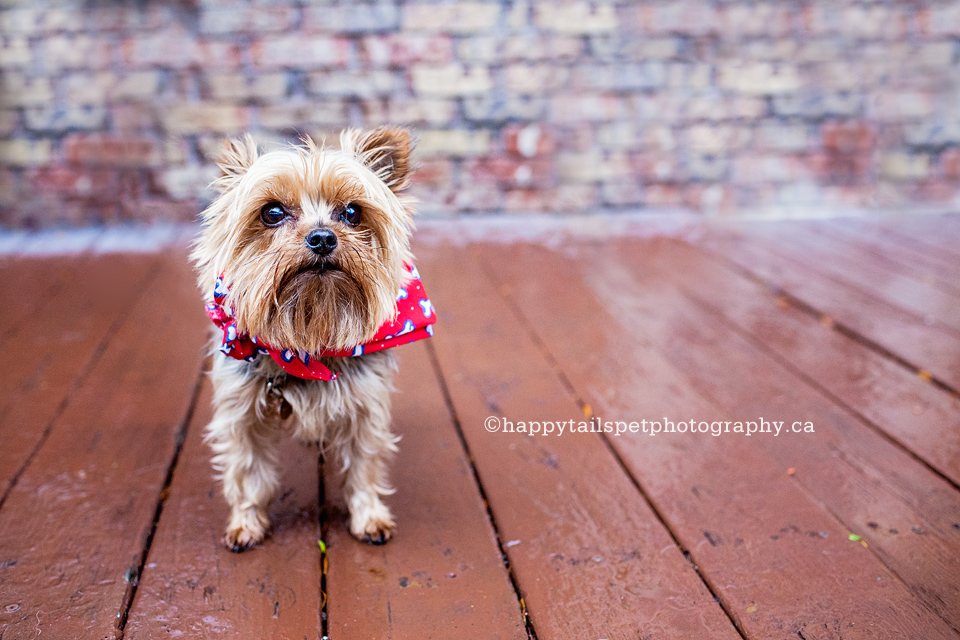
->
[360, 525, 394, 545]
[349, 501, 395, 545]
[224, 528, 260, 553]
[224, 509, 269, 552]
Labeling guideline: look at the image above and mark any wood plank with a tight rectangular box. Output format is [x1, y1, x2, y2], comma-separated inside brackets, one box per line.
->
[878, 214, 960, 260]
[743, 221, 960, 330]
[125, 378, 324, 639]
[478, 240, 959, 640]
[698, 227, 960, 390]
[417, 243, 742, 640]
[325, 342, 528, 640]
[0, 252, 208, 640]
[655, 237, 960, 489]
[0, 256, 82, 340]
[0, 254, 158, 501]
[825, 218, 960, 289]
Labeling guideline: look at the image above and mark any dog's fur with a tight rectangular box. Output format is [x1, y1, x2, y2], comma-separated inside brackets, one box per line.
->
[192, 127, 416, 551]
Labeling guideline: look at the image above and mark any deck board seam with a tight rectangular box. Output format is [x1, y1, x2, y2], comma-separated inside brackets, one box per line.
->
[672, 276, 960, 496]
[0, 258, 164, 511]
[877, 223, 960, 262]
[319, 449, 329, 640]
[722, 231, 960, 342]
[820, 221, 960, 299]
[697, 242, 960, 402]
[423, 341, 539, 640]
[115, 361, 207, 638]
[471, 247, 749, 640]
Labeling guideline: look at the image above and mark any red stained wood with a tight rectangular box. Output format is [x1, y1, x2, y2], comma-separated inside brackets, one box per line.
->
[2, 216, 960, 637]
[416, 244, 742, 640]
[876, 214, 960, 261]
[597, 237, 960, 632]
[746, 221, 960, 329]
[699, 227, 960, 389]
[657, 237, 960, 489]
[0, 253, 208, 640]
[0, 254, 158, 499]
[477, 240, 959, 639]
[125, 378, 324, 638]
[325, 342, 528, 640]
[0, 256, 83, 339]
[824, 218, 960, 294]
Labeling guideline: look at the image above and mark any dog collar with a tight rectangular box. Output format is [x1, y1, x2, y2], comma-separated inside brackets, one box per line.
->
[205, 262, 435, 381]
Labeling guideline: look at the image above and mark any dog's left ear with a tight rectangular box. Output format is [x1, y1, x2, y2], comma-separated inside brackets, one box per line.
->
[345, 127, 413, 191]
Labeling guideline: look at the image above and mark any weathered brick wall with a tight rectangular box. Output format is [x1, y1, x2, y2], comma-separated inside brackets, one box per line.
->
[1, 1, 959, 227]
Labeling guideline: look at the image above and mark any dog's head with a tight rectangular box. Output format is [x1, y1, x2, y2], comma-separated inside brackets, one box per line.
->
[192, 127, 416, 352]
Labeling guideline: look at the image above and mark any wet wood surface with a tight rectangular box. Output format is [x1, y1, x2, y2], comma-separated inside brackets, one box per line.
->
[0, 214, 958, 639]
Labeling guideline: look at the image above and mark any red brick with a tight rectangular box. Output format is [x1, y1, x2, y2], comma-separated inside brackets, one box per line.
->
[504, 124, 554, 158]
[64, 134, 160, 167]
[358, 35, 453, 67]
[806, 151, 872, 184]
[465, 157, 553, 188]
[814, 121, 876, 183]
[941, 148, 960, 180]
[409, 159, 454, 189]
[28, 166, 120, 199]
[821, 121, 875, 153]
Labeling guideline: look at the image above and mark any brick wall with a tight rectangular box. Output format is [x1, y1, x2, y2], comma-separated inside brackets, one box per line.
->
[1, 0, 959, 228]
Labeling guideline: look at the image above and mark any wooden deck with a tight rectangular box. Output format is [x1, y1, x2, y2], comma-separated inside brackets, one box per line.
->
[1, 214, 960, 639]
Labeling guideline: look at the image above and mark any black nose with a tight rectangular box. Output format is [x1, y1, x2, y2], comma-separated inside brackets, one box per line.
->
[305, 228, 338, 256]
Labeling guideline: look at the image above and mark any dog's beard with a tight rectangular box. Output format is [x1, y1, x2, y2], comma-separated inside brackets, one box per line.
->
[226, 239, 401, 354]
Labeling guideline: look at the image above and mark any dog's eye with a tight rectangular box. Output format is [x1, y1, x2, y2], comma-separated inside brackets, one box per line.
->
[260, 203, 287, 226]
[339, 203, 361, 226]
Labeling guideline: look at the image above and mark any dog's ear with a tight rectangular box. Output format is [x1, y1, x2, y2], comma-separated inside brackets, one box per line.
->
[343, 127, 413, 191]
[213, 135, 258, 191]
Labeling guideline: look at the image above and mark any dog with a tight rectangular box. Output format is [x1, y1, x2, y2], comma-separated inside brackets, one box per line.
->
[191, 127, 434, 551]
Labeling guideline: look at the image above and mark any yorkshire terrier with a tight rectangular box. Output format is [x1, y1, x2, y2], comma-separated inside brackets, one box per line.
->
[192, 127, 435, 551]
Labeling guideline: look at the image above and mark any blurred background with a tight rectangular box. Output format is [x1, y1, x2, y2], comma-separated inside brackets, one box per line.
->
[1, 0, 959, 228]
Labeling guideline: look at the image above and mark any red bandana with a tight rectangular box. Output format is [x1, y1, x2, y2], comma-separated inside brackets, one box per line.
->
[205, 263, 435, 381]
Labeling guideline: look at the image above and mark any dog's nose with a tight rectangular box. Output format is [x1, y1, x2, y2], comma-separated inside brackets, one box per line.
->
[304, 228, 338, 256]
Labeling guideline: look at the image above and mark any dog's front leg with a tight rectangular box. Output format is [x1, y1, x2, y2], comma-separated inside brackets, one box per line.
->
[338, 405, 399, 545]
[206, 362, 282, 552]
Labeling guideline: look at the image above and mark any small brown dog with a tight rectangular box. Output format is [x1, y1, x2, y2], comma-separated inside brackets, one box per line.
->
[192, 127, 433, 551]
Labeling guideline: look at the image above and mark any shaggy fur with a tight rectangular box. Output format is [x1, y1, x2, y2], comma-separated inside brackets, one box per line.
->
[192, 127, 416, 550]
